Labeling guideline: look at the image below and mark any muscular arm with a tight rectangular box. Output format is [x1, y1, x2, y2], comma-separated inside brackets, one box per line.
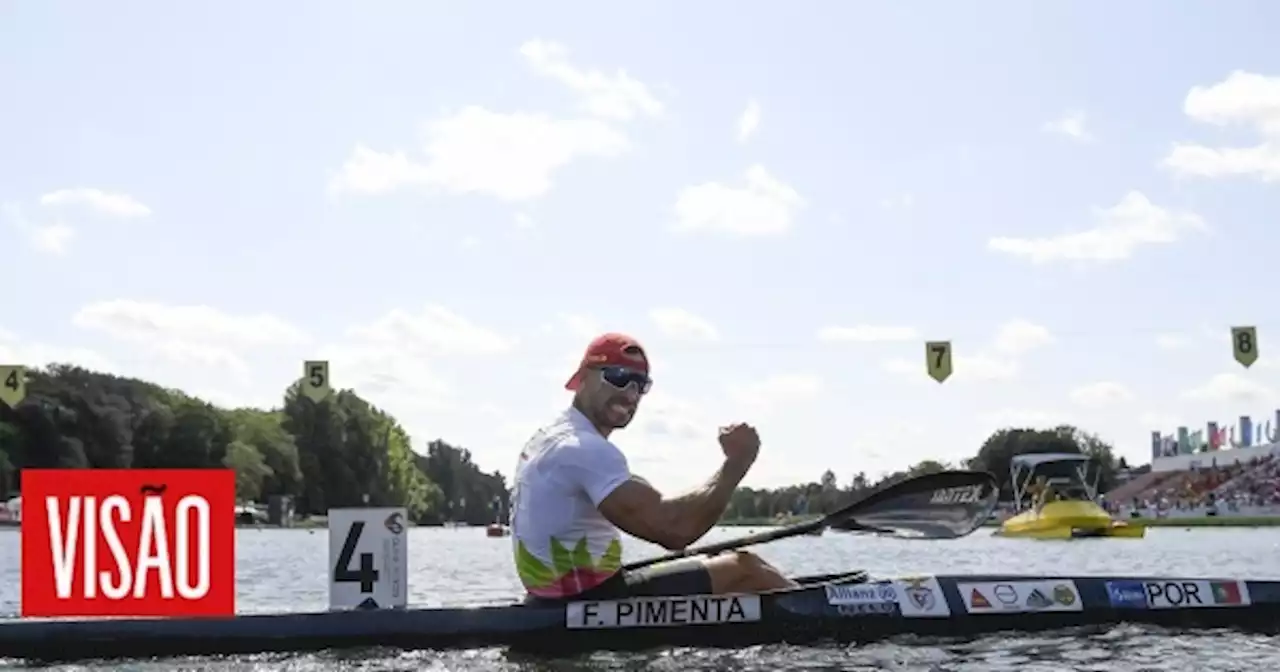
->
[597, 459, 752, 550]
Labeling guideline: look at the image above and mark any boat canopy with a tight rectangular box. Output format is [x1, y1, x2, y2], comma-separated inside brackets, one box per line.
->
[1008, 453, 1099, 511]
[1009, 453, 1092, 469]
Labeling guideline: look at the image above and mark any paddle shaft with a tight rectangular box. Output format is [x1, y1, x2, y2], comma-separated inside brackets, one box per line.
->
[620, 470, 996, 572]
[623, 515, 826, 572]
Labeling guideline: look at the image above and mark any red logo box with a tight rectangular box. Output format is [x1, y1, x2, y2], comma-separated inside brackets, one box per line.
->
[21, 469, 236, 618]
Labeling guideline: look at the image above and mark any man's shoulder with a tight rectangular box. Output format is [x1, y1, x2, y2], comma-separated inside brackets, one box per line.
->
[525, 413, 621, 464]
[535, 424, 614, 453]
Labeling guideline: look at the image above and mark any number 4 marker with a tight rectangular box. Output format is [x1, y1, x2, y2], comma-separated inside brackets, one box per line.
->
[327, 507, 409, 611]
[0, 365, 26, 408]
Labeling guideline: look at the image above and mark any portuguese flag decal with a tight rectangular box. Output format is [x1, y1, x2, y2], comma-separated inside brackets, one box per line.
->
[1210, 581, 1244, 605]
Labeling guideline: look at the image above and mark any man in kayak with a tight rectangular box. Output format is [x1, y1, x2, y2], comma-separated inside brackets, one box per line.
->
[512, 332, 797, 603]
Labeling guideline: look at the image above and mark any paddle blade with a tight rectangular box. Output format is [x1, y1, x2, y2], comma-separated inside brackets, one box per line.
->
[828, 470, 998, 539]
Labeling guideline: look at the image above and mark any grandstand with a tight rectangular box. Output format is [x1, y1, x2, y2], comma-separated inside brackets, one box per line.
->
[1105, 410, 1280, 518]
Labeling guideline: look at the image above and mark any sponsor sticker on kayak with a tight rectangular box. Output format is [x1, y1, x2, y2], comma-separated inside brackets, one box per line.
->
[566, 594, 761, 629]
[1139, 580, 1251, 609]
[957, 580, 1083, 614]
[890, 576, 951, 618]
[825, 581, 900, 615]
[20, 468, 236, 618]
[1105, 580, 1148, 608]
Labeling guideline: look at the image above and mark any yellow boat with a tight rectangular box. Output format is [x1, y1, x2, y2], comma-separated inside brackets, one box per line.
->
[995, 453, 1145, 540]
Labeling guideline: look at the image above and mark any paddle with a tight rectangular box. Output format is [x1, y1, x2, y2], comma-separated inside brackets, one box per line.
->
[623, 470, 998, 572]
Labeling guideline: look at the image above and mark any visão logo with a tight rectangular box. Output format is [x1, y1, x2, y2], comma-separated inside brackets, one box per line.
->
[21, 469, 236, 618]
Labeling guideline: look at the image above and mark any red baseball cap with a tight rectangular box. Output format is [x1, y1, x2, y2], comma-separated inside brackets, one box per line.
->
[565, 333, 649, 391]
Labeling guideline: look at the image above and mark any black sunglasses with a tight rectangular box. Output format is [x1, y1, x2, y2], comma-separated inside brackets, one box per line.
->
[596, 366, 652, 395]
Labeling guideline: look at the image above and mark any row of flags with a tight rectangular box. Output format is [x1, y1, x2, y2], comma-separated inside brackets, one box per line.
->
[1151, 409, 1280, 459]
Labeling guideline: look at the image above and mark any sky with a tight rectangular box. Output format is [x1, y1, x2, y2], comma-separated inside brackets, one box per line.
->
[3, 1, 1280, 491]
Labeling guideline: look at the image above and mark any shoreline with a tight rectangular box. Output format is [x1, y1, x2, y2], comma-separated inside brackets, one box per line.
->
[720, 516, 1280, 529]
[7, 517, 1279, 531]
[981, 516, 1280, 528]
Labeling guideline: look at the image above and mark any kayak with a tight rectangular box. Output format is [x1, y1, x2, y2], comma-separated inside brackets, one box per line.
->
[2, 570, 1278, 663]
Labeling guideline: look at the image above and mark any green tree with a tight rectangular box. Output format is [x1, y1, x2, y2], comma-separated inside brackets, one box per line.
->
[224, 440, 272, 502]
[966, 425, 1117, 498]
[0, 363, 470, 524]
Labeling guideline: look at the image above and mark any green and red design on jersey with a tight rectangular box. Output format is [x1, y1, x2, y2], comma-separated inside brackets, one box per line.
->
[516, 537, 622, 598]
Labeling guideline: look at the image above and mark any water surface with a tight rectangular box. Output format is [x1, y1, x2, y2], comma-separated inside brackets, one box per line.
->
[2, 526, 1278, 671]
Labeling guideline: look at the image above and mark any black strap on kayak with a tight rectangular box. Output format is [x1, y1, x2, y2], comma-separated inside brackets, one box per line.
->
[622, 469, 998, 572]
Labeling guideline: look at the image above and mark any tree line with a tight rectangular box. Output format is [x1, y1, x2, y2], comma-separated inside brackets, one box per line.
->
[0, 364, 1126, 525]
[0, 365, 507, 525]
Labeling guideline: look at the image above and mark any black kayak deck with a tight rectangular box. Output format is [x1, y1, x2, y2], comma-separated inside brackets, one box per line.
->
[3, 572, 1280, 663]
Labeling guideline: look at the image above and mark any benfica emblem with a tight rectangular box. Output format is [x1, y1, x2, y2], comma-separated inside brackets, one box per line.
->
[900, 576, 936, 610]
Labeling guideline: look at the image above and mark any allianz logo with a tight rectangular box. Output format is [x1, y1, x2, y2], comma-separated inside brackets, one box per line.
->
[828, 583, 898, 603]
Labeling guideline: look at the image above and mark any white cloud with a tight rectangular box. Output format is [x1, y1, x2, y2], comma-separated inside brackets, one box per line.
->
[979, 407, 1074, 431]
[327, 146, 427, 195]
[627, 391, 718, 473]
[992, 319, 1054, 356]
[39, 188, 152, 218]
[1155, 333, 1192, 351]
[817, 325, 919, 343]
[987, 191, 1206, 264]
[727, 374, 823, 407]
[1069, 381, 1135, 407]
[1162, 71, 1280, 182]
[2, 203, 75, 255]
[71, 300, 311, 382]
[330, 40, 656, 202]
[514, 212, 536, 230]
[1139, 412, 1182, 432]
[330, 108, 630, 201]
[673, 165, 805, 236]
[313, 306, 523, 453]
[30, 222, 75, 255]
[73, 300, 309, 348]
[317, 341, 456, 412]
[649, 307, 719, 342]
[519, 39, 664, 121]
[880, 193, 914, 210]
[882, 351, 1017, 383]
[1183, 372, 1279, 404]
[1042, 110, 1093, 142]
[0, 328, 118, 373]
[345, 305, 517, 356]
[556, 313, 602, 341]
[881, 319, 1050, 384]
[736, 99, 761, 143]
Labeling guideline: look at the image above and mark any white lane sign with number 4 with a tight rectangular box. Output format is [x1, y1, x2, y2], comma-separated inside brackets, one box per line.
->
[328, 507, 408, 610]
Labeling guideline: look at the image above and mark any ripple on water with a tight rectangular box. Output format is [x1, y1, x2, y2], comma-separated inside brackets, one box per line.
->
[2, 526, 1279, 670]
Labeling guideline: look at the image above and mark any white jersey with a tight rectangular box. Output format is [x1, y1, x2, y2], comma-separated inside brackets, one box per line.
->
[511, 407, 632, 598]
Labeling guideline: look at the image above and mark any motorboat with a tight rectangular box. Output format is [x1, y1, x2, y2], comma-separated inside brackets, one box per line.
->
[995, 453, 1145, 539]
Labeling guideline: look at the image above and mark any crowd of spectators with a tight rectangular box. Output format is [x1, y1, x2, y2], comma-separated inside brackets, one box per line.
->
[1123, 456, 1279, 516]
[1213, 455, 1280, 509]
